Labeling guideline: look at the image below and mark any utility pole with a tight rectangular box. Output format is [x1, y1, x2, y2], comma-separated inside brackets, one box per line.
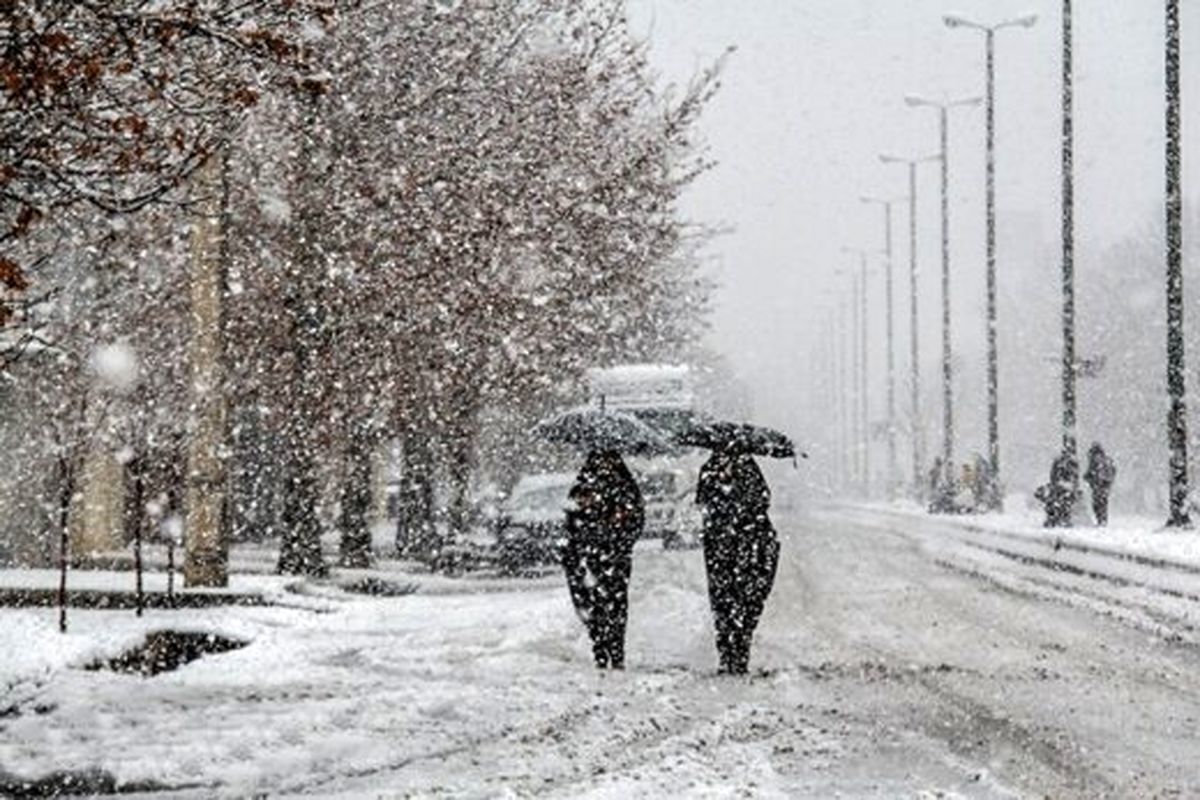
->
[1165, 0, 1190, 528]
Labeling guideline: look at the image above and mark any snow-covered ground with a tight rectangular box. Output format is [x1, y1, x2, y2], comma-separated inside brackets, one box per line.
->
[3, 507, 1199, 797]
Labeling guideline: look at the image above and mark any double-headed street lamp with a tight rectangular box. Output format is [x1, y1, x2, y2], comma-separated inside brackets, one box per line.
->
[944, 12, 1037, 511]
[904, 94, 980, 495]
[860, 194, 907, 501]
[879, 153, 941, 498]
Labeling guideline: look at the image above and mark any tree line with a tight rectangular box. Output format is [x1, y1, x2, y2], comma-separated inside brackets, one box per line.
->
[0, 1, 721, 576]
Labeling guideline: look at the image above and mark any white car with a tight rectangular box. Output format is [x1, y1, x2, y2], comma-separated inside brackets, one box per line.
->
[636, 467, 702, 549]
[495, 473, 575, 572]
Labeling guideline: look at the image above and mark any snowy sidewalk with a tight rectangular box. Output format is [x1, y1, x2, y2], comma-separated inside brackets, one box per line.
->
[1, 534, 1038, 798]
[832, 502, 1200, 645]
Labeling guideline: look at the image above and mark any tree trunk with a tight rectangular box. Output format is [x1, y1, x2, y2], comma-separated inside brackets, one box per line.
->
[276, 86, 331, 577]
[445, 411, 478, 539]
[275, 293, 327, 576]
[338, 416, 375, 567]
[396, 430, 437, 559]
[184, 152, 230, 587]
[277, 427, 326, 575]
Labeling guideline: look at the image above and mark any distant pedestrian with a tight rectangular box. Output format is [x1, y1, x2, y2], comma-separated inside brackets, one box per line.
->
[972, 452, 996, 510]
[562, 449, 644, 669]
[1083, 443, 1116, 526]
[1036, 451, 1080, 528]
[957, 461, 977, 512]
[696, 451, 780, 675]
[928, 456, 954, 513]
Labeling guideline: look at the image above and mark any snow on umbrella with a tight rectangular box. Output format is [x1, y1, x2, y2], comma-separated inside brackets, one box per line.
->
[674, 420, 799, 459]
[532, 407, 671, 454]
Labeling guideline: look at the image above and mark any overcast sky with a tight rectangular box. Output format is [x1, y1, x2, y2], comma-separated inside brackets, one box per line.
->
[627, 0, 1199, 438]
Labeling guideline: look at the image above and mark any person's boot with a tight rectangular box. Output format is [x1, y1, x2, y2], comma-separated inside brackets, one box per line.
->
[592, 635, 609, 669]
[609, 639, 625, 670]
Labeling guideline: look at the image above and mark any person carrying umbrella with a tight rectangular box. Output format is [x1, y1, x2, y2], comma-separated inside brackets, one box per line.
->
[532, 407, 661, 670]
[684, 422, 790, 675]
[561, 449, 644, 669]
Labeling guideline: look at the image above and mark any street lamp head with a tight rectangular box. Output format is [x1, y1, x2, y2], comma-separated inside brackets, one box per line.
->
[946, 12, 1037, 31]
[880, 152, 941, 164]
[905, 93, 980, 110]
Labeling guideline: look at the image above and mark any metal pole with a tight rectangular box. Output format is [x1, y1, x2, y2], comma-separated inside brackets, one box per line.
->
[985, 29, 1002, 510]
[859, 251, 870, 498]
[56, 452, 70, 634]
[1165, 0, 1190, 527]
[839, 297, 849, 493]
[1061, 0, 1077, 464]
[825, 314, 841, 491]
[884, 202, 897, 501]
[940, 106, 954, 478]
[945, 13, 1035, 508]
[908, 162, 923, 499]
[850, 272, 862, 491]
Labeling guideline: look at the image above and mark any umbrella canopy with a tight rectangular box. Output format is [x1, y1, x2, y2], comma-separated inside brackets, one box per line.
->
[531, 407, 671, 454]
[674, 420, 798, 459]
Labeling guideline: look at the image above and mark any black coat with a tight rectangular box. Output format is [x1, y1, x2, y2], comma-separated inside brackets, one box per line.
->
[696, 452, 773, 540]
[1084, 447, 1116, 491]
[566, 450, 644, 548]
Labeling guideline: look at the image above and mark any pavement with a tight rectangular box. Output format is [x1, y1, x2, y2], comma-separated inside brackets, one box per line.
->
[1, 507, 1197, 797]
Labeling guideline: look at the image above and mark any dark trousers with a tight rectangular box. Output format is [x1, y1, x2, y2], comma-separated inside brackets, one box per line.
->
[562, 537, 633, 669]
[703, 531, 779, 674]
[1092, 489, 1110, 526]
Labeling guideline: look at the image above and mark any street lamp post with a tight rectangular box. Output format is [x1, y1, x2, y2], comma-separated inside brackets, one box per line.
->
[880, 153, 940, 499]
[840, 247, 875, 497]
[837, 296, 851, 493]
[821, 311, 843, 492]
[944, 11, 1037, 512]
[1165, 0, 1190, 527]
[861, 195, 907, 501]
[904, 94, 981, 503]
[1060, 0, 1078, 472]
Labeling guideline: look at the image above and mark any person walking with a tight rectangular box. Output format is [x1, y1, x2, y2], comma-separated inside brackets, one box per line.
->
[1036, 450, 1081, 528]
[1083, 442, 1116, 526]
[696, 450, 780, 675]
[561, 449, 644, 669]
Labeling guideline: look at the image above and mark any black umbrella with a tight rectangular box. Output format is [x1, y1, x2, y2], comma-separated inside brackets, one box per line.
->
[532, 407, 671, 454]
[674, 420, 800, 459]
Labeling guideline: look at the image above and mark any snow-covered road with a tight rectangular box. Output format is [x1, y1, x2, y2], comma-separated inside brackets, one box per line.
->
[3, 508, 1198, 797]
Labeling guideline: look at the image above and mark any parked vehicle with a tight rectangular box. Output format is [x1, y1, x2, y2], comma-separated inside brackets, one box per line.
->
[636, 465, 702, 549]
[495, 473, 575, 572]
[585, 363, 704, 550]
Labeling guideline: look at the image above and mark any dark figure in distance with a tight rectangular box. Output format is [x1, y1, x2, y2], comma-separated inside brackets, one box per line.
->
[562, 449, 644, 669]
[1036, 451, 1081, 528]
[1083, 443, 1116, 526]
[696, 451, 780, 675]
[927, 456, 959, 513]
